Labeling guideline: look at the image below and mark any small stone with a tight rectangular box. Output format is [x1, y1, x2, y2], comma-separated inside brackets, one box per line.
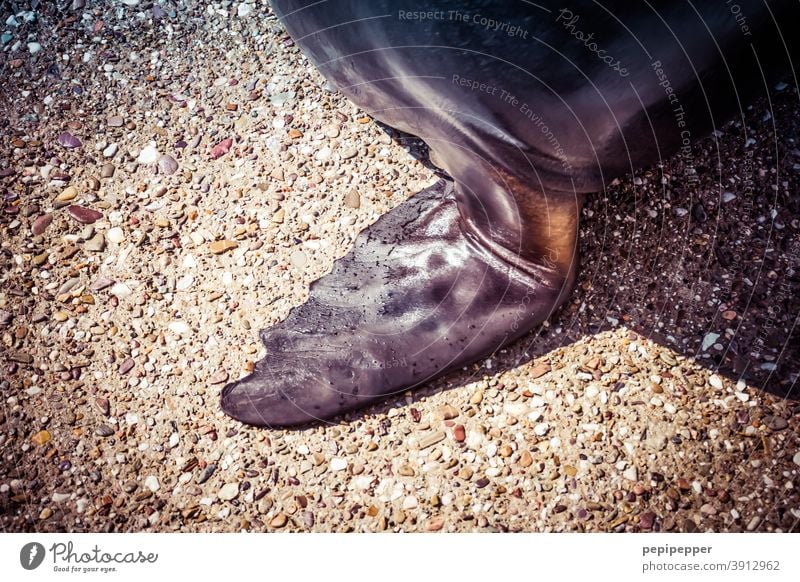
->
[107, 116, 124, 127]
[158, 154, 178, 175]
[470, 390, 483, 404]
[118, 358, 135, 374]
[32, 214, 53, 235]
[330, 458, 348, 472]
[31, 430, 51, 445]
[208, 371, 229, 385]
[418, 431, 445, 449]
[270, 514, 288, 528]
[453, 425, 466, 442]
[765, 416, 789, 431]
[84, 232, 105, 252]
[439, 404, 458, 420]
[52, 492, 71, 503]
[623, 466, 638, 481]
[746, 516, 761, 531]
[290, 249, 307, 269]
[106, 227, 125, 244]
[340, 147, 357, 160]
[68, 205, 103, 224]
[57, 132, 82, 149]
[211, 138, 233, 159]
[793, 452, 800, 466]
[721, 310, 737, 320]
[57, 186, 79, 202]
[95, 425, 114, 437]
[708, 374, 723, 390]
[530, 362, 551, 379]
[210, 240, 238, 255]
[425, 516, 445, 531]
[102, 143, 118, 158]
[639, 511, 656, 529]
[95, 397, 110, 416]
[8, 350, 33, 364]
[344, 189, 360, 209]
[218, 483, 240, 501]
[144, 476, 160, 492]
[533, 422, 549, 436]
[197, 464, 216, 484]
[168, 321, 191, 335]
[519, 450, 533, 467]
[137, 143, 159, 164]
[100, 163, 115, 178]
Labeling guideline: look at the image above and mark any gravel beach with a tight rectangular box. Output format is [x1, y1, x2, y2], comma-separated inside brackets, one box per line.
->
[1, 0, 798, 533]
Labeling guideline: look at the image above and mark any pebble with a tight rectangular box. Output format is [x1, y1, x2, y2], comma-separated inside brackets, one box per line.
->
[708, 374, 723, 390]
[84, 233, 106, 252]
[57, 186, 79, 202]
[31, 430, 51, 445]
[290, 249, 308, 269]
[68, 205, 103, 224]
[102, 143, 118, 158]
[639, 511, 656, 529]
[530, 362, 551, 379]
[765, 416, 788, 431]
[453, 424, 466, 442]
[793, 452, 800, 466]
[425, 516, 445, 531]
[746, 516, 761, 531]
[270, 514, 288, 528]
[623, 466, 638, 481]
[330, 458, 348, 472]
[197, 464, 216, 485]
[158, 154, 179, 175]
[106, 227, 125, 244]
[137, 144, 160, 165]
[32, 214, 53, 235]
[218, 483, 240, 501]
[533, 422, 549, 436]
[211, 138, 233, 159]
[210, 240, 238, 254]
[418, 431, 445, 449]
[144, 476, 160, 492]
[56, 132, 81, 149]
[344, 190, 360, 209]
[95, 398, 110, 416]
[95, 425, 114, 437]
[100, 163, 115, 178]
[208, 371, 229, 385]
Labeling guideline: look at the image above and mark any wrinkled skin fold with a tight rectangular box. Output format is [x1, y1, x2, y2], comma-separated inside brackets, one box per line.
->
[222, 1, 799, 426]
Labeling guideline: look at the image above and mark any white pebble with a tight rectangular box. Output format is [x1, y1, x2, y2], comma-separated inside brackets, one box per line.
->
[330, 457, 347, 472]
[533, 422, 550, 436]
[136, 143, 160, 165]
[106, 227, 125, 244]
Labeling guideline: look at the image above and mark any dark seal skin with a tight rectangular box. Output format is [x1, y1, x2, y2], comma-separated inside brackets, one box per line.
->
[221, 1, 799, 427]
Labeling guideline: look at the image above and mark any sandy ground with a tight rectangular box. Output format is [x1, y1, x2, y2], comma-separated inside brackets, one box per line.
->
[1, 1, 798, 532]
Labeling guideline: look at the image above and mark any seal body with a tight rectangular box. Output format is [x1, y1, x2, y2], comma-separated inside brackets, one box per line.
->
[221, 1, 799, 426]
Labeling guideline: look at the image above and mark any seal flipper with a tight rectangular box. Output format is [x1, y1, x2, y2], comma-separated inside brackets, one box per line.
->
[221, 180, 578, 427]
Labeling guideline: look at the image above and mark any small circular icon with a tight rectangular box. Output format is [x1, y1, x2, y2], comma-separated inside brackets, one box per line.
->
[20, 542, 46, 570]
